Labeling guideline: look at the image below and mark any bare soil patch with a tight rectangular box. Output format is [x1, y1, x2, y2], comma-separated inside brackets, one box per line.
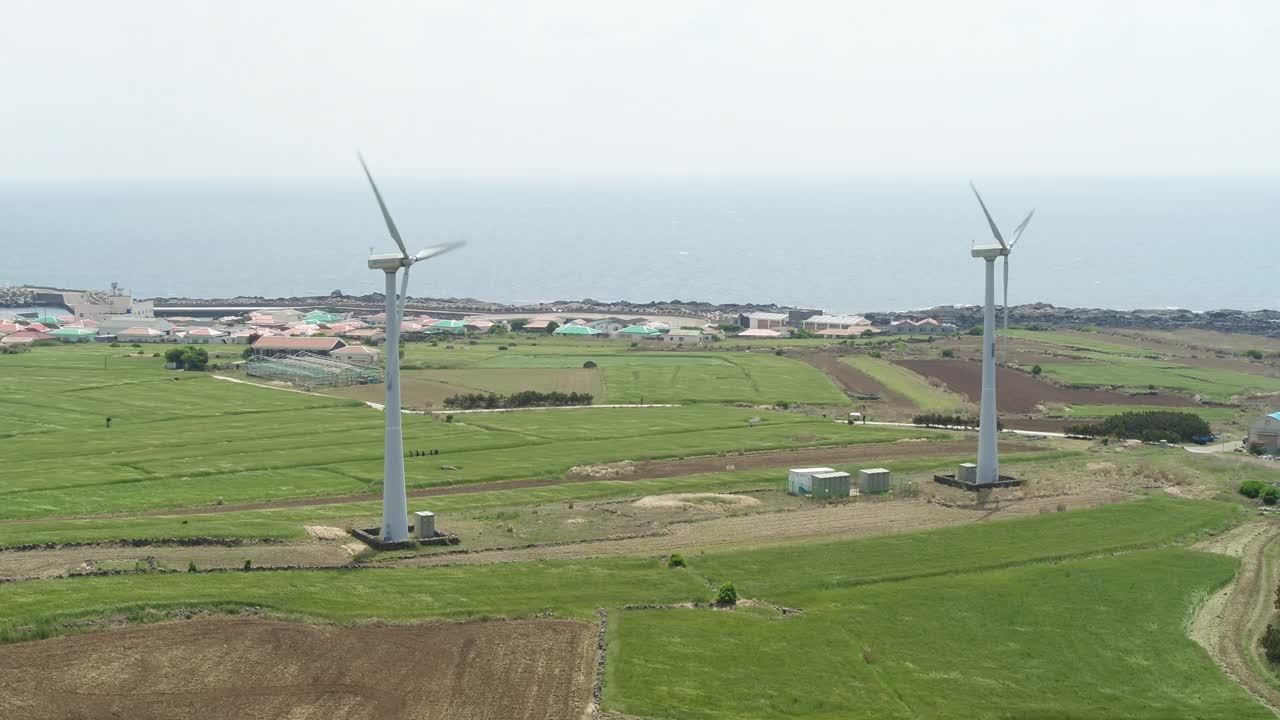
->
[633, 493, 762, 512]
[0, 617, 596, 720]
[895, 358, 1198, 413]
[305, 525, 348, 540]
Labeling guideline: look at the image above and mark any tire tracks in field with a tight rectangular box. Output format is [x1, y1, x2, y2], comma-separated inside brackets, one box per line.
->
[1190, 519, 1280, 715]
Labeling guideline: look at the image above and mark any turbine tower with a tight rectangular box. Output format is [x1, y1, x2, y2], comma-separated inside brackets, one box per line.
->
[359, 155, 463, 542]
[968, 182, 1011, 485]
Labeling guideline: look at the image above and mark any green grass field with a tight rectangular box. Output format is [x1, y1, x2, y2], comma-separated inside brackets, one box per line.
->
[842, 355, 969, 410]
[1056, 403, 1240, 422]
[1037, 354, 1280, 401]
[1006, 328, 1151, 355]
[399, 340, 851, 405]
[0, 344, 905, 521]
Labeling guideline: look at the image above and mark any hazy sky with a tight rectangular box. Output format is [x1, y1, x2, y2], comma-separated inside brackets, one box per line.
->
[3, 0, 1278, 179]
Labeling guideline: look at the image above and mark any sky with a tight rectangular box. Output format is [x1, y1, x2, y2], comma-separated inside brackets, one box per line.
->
[3, 0, 1278, 180]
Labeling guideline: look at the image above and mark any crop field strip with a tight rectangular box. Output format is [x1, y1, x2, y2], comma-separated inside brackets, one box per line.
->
[840, 355, 969, 411]
[0, 448, 1079, 548]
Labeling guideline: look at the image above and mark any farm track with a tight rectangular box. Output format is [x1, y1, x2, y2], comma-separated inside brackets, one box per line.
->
[0, 617, 597, 720]
[395, 490, 1131, 567]
[1190, 519, 1280, 715]
[0, 439, 1019, 524]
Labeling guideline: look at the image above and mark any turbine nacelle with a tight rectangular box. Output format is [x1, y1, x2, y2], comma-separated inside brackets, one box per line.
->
[368, 253, 409, 271]
[971, 244, 1005, 260]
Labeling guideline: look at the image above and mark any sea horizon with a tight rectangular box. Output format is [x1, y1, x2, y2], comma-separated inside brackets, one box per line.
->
[3, 177, 1277, 314]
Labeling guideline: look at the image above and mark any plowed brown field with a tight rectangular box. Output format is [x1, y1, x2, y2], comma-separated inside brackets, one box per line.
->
[895, 359, 1197, 413]
[0, 618, 596, 720]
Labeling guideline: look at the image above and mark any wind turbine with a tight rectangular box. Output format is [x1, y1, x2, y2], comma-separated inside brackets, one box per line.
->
[967, 182, 1016, 486]
[359, 155, 464, 542]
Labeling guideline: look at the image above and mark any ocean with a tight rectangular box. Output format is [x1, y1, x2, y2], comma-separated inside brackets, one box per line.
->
[1, 178, 1276, 313]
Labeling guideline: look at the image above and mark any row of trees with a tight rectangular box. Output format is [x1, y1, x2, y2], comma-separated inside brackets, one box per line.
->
[1064, 410, 1210, 444]
[442, 390, 594, 409]
[912, 413, 980, 429]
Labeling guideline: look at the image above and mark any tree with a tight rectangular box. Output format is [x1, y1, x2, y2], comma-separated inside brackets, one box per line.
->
[510, 319, 528, 331]
[715, 581, 738, 606]
[164, 347, 187, 365]
[180, 346, 209, 371]
[718, 323, 743, 334]
[1031, 364, 1043, 375]
[544, 321, 560, 334]
[1246, 349, 1265, 360]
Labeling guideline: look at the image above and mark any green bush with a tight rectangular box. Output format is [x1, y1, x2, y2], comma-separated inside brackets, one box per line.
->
[243, 559, 252, 571]
[1031, 364, 1043, 376]
[774, 349, 784, 356]
[1263, 624, 1280, 663]
[1245, 349, 1265, 360]
[187, 561, 197, 573]
[940, 349, 955, 358]
[109, 342, 120, 347]
[667, 553, 686, 569]
[869, 351, 882, 358]
[1263, 487, 1279, 506]
[715, 581, 738, 606]
[966, 326, 983, 336]
[1240, 480, 1266, 499]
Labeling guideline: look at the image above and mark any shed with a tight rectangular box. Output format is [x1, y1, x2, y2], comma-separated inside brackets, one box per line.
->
[787, 467, 835, 495]
[858, 468, 892, 494]
[810, 471, 852, 499]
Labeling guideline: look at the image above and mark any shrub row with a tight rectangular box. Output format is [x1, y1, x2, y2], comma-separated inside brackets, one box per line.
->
[442, 390, 594, 409]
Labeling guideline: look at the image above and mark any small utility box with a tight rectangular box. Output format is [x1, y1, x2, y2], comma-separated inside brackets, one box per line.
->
[810, 471, 852, 499]
[956, 463, 978, 484]
[848, 412, 862, 425]
[414, 511, 437, 539]
[858, 468, 891, 494]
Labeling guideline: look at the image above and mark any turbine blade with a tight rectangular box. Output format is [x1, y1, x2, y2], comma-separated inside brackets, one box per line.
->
[1010, 209, 1036, 247]
[969, 181, 1006, 248]
[397, 266, 411, 325]
[358, 153, 409, 258]
[413, 241, 465, 262]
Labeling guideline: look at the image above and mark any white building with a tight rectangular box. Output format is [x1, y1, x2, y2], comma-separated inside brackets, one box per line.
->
[801, 314, 870, 331]
[744, 312, 788, 330]
[664, 329, 705, 344]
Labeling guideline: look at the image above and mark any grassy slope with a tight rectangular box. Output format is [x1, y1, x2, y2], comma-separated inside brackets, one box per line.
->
[842, 355, 968, 410]
[610, 549, 1257, 720]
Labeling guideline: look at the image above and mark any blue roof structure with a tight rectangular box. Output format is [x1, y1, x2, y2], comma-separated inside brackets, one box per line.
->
[1270, 412, 1280, 420]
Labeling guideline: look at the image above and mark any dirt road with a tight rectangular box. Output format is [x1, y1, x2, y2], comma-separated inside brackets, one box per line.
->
[397, 490, 1130, 568]
[1189, 519, 1280, 715]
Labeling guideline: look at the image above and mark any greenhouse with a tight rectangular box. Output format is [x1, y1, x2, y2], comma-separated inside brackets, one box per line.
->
[246, 351, 383, 388]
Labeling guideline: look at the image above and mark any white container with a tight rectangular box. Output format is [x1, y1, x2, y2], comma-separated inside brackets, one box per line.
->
[957, 463, 978, 484]
[858, 468, 891, 494]
[414, 511, 436, 538]
[787, 467, 835, 495]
